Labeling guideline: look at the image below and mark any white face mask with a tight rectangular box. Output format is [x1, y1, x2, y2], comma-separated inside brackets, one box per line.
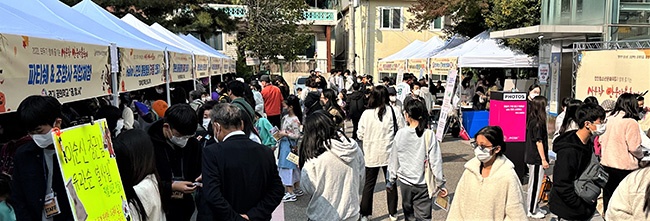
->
[389, 96, 397, 102]
[32, 130, 54, 148]
[202, 118, 211, 129]
[115, 119, 124, 136]
[413, 89, 421, 97]
[170, 136, 190, 147]
[529, 93, 540, 99]
[592, 123, 606, 136]
[156, 88, 164, 94]
[474, 146, 494, 163]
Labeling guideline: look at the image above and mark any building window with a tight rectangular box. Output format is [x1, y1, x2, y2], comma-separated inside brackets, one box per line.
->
[206, 32, 224, 51]
[430, 17, 444, 30]
[380, 7, 402, 30]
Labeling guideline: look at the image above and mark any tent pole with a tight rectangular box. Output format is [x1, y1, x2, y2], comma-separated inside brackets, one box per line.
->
[192, 54, 197, 91]
[109, 43, 119, 107]
[165, 50, 172, 105]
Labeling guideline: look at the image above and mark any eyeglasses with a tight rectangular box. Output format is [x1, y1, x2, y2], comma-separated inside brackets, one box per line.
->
[471, 142, 493, 151]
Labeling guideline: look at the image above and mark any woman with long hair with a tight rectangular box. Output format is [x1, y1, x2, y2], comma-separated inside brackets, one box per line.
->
[114, 130, 165, 221]
[600, 93, 644, 214]
[276, 95, 304, 202]
[524, 96, 549, 219]
[321, 89, 345, 129]
[447, 126, 527, 220]
[388, 99, 447, 220]
[299, 111, 365, 220]
[553, 99, 584, 141]
[357, 85, 399, 220]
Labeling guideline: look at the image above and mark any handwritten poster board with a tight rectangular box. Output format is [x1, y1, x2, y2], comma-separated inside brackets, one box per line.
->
[169, 52, 193, 82]
[119, 48, 165, 92]
[210, 57, 222, 76]
[407, 59, 427, 74]
[576, 49, 650, 100]
[377, 60, 405, 73]
[0, 33, 110, 113]
[53, 119, 129, 221]
[195, 55, 210, 78]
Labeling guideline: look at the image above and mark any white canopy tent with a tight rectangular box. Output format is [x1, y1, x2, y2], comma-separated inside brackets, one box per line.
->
[433, 31, 536, 68]
[409, 35, 469, 59]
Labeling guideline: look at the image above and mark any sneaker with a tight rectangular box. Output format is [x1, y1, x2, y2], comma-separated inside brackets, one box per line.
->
[527, 212, 545, 219]
[538, 208, 548, 215]
[294, 189, 305, 197]
[360, 216, 369, 221]
[389, 214, 398, 221]
[282, 193, 296, 202]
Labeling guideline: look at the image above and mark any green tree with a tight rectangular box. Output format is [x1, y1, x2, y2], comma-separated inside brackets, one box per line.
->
[60, 0, 238, 40]
[235, 0, 312, 63]
[408, 0, 540, 56]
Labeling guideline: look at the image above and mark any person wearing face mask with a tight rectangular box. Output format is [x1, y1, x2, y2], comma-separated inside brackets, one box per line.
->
[528, 84, 541, 101]
[386, 87, 406, 130]
[599, 93, 644, 215]
[201, 103, 284, 220]
[147, 104, 201, 221]
[524, 96, 550, 219]
[12, 95, 74, 221]
[321, 89, 345, 130]
[447, 126, 527, 220]
[549, 103, 606, 220]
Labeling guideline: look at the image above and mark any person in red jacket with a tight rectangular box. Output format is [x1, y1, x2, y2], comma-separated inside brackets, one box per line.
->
[260, 75, 284, 128]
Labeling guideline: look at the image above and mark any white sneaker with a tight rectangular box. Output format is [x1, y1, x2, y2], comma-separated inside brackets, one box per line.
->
[389, 214, 398, 221]
[527, 212, 545, 219]
[539, 208, 548, 215]
[282, 193, 296, 202]
[360, 216, 369, 221]
[294, 189, 305, 197]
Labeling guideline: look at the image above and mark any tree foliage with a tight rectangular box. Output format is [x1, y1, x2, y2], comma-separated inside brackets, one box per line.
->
[235, 0, 312, 62]
[60, 0, 238, 40]
[408, 0, 540, 56]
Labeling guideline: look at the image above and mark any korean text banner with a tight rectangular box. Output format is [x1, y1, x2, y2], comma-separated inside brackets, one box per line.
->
[429, 57, 458, 76]
[407, 59, 427, 74]
[0, 33, 110, 113]
[576, 49, 649, 100]
[195, 55, 209, 78]
[119, 48, 165, 92]
[53, 119, 129, 221]
[377, 60, 405, 72]
[229, 59, 236, 73]
[210, 57, 222, 76]
[169, 52, 193, 82]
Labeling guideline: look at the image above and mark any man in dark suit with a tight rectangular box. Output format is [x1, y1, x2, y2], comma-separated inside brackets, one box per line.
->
[202, 103, 284, 221]
[12, 95, 73, 221]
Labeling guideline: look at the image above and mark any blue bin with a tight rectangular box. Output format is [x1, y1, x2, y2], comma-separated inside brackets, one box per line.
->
[462, 111, 490, 139]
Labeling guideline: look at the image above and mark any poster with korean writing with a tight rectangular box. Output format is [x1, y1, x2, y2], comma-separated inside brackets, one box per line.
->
[119, 48, 165, 92]
[53, 119, 129, 221]
[377, 60, 405, 73]
[0, 33, 110, 113]
[429, 57, 458, 76]
[436, 70, 458, 142]
[549, 53, 561, 114]
[576, 49, 650, 100]
[195, 55, 210, 78]
[169, 52, 193, 82]
[407, 59, 427, 74]
[229, 59, 237, 73]
[210, 57, 222, 76]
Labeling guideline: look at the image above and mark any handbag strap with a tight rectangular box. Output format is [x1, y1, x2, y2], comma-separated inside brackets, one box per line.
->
[389, 105, 398, 135]
[425, 130, 432, 163]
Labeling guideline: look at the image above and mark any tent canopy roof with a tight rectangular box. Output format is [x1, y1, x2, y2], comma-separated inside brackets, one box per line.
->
[434, 31, 537, 68]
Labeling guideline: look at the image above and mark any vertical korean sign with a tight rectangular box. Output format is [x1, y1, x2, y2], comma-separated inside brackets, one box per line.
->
[210, 57, 222, 76]
[119, 48, 165, 92]
[169, 52, 192, 82]
[549, 53, 561, 114]
[576, 49, 650, 100]
[435, 69, 458, 142]
[195, 55, 210, 79]
[0, 34, 110, 113]
[53, 119, 129, 221]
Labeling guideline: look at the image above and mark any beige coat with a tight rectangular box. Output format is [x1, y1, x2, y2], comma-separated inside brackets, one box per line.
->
[606, 167, 650, 220]
[357, 105, 396, 167]
[447, 156, 527, 221]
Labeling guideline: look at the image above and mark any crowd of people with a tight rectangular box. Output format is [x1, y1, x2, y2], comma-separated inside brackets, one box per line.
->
[5, 66, 650, 221]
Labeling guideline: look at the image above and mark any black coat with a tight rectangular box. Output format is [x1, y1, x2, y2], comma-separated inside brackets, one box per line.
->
[201, 134, 284, 221]
[548, 130, 597, 220]
[148, 120, 202, 221]
[11, 141, 73, 221]
[346, 91, 367, 120]
[304, 91, 323, 116]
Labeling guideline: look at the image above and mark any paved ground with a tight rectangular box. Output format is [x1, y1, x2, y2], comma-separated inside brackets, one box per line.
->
[280, 121, 605, 221]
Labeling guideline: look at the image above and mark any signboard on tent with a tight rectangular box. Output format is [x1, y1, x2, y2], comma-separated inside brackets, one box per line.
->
[430, 57, 458, 76]
[119, 48, 165, 92]
[377, 60, 405, 73]
[195, 55, 210, 78]
[407, 59, 427, 75]
[53, 119, 129, 221]
[575, 49, 649, 101]
[169, 52, 193, 82]
[0, 34, 110, 113]
[210, 57, 222, 76]
[222, 59, 230, 73]
[229, 59, 237, 73]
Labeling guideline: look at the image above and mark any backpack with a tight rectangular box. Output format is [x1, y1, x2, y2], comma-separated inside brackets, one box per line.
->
[574, 152, 609, 204]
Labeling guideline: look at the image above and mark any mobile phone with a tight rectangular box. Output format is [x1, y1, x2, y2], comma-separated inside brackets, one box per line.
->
[192, 182, 202, 187]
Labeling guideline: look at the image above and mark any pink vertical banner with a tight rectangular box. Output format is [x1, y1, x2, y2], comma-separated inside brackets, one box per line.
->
[489, 92, 527, 142]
